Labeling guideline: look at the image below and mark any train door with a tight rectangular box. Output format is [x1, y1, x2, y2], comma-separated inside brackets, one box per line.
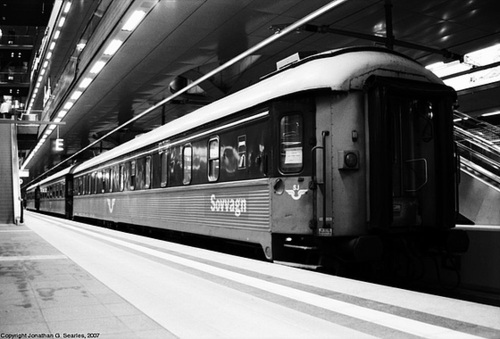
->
[366, 76, 457, 230]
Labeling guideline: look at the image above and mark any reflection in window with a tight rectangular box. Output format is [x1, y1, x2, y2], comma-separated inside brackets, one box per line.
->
[161, 152, 168, 187]
[183, 145, 192, 185]
[238, 135, 246, 169]
[130, 160, 136, 190]
[145, 156, 152, 189]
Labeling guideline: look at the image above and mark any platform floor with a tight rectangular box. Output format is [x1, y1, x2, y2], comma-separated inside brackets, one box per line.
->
[1, 211, 499, 338]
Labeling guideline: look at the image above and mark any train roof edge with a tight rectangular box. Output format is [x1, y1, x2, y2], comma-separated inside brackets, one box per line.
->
[39, 46, 446, 178]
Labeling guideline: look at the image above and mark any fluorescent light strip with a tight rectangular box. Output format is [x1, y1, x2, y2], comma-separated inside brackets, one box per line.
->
[64, 2, 72, 13]
[104, 39, 123, 56]
[90, 61, 106, 74]
[481, 110, 500, 117]
[80, 77, 93, 88]
[122, 10, 146, 31]
[71, 91, 82, 100]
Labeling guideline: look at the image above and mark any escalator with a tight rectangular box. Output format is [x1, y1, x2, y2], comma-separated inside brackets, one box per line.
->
[454, 111, 500, 225]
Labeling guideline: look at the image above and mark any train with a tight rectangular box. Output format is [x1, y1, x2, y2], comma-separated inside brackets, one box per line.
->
[26, 46, 468, 270]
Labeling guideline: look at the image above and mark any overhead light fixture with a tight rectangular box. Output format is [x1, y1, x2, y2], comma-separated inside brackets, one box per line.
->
[90, 60, 106, 74]
[64, 2, 72, 13]
[122, 10, 146, 31]
[80, 77, 93, 88]
[104, 39, 123, 56]
[54, 31, 60, 39]
[64, 102, 74, 110]
[481, 111, 500, 117]
[58, 17, 66, 27]
[58, 110, 68, 118]
[71, 91, 82, 100]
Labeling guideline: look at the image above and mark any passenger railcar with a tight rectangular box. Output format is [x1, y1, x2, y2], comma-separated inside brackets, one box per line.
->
[26, 47, 467, 267]
[26, 167, 74, 219]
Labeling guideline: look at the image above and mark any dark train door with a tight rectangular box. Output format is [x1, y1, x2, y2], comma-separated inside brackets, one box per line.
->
[366, 76, 457, 230]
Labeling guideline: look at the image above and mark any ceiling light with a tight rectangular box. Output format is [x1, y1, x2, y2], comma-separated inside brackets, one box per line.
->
[50, 42, 56, 50]
[64, 2, 72, 13]
[71, 91, 82, 100]
[104, 39, 123, 56]
[46, 51, 52, 59]
[54, 31, 60, 39]
[122, 10, 146, 31]
[481, 110, 500, 117]
[58, 110, 68, 118]
[90, 61, 106, 74]
[58, 17, 66, 27]
[80, 77, 93, 88]
[64, 102, 74, 110]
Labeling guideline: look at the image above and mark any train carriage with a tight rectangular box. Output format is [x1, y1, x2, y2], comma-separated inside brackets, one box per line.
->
[26, 47, 468, 267]
[26, 167, 74, 218]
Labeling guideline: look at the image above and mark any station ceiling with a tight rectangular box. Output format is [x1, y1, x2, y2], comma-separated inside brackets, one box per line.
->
[2, 0, 499, 183]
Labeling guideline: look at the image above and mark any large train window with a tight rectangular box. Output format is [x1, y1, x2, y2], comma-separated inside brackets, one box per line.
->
[108, 168, 113, 193]
[279, 114, 303, 173]
[119, 164, 125, 191]
[183, 144, 192, 185]
[145, 156, 152, 189]
[208, 137, 219, 181]
[160, 152, 168, 187]
[130, 160, 136, 190]
[91, 172, 97, 194]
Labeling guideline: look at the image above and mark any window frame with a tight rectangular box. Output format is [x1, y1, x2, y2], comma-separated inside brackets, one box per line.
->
[208, 137, 220, 182]
[279, 113, 304, 174]
[183, 144, 193, 185]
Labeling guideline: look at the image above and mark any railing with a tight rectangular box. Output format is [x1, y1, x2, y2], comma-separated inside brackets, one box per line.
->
[454, 111, 500, 188]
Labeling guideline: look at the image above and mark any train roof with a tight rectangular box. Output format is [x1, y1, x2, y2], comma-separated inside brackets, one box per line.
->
[73, 46, 443, 174]
[26, 166, 73, 191]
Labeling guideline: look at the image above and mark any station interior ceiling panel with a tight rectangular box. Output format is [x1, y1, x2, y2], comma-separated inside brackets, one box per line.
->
[1, 0, 499, 182]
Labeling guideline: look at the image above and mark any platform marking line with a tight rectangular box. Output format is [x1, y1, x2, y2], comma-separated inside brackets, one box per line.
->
[37, 218, 486, 339]
[0, 229, 33, 232]
[0, 254, 67, 261]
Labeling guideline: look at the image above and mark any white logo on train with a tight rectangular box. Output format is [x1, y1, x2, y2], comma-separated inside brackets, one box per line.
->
[107, 198, 116, 213]
[285, 184, 308, 200]
[210, 194, 247, 217]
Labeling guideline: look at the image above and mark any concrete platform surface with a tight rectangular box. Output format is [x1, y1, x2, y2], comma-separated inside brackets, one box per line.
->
[1, 211, 500, 339]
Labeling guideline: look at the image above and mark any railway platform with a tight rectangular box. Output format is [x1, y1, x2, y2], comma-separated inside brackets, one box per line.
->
[1, 211, 500, 338]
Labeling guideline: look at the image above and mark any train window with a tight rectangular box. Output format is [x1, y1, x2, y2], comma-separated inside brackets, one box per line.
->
[112, 165, 119, 192]
[108, 168, 113, 193]
[208, 138, 220, 181]
[238, 135, 246, 169]
[130, 160, 136, 190]
[183, 145, 192, 185]
[119, 164, 125, 191]
[160, 152, 168, 187]
[279, 114, 304, 173]
[87, 174, 91, 195]
[92, 172, 97, 194]
[102, 170, 108, 193]
[145, 156, 152, 189]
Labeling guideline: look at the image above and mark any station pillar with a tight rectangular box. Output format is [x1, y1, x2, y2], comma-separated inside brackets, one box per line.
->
[0, 123, 22, 224]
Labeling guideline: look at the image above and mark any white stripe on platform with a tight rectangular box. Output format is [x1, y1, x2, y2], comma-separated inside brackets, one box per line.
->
[59, 222, 484, 339]
[0, 254, 67, 261]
